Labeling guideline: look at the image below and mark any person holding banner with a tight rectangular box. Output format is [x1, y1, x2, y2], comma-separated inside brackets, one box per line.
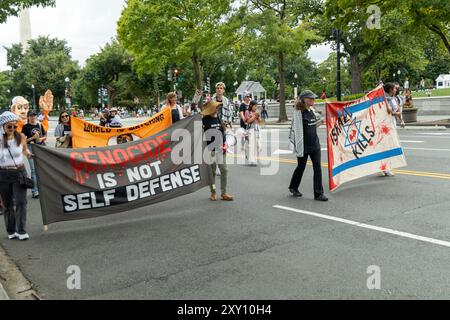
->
[212, 82, 233, 127]
[202, 101, 234, 202]
[288, 90, 328, 202]
[382, 82, 403, 177]
[55, 111, 73, 148]
[162, 92, 184, 124]
[0, 111, 33, 240]
[22, 110, 47, 199]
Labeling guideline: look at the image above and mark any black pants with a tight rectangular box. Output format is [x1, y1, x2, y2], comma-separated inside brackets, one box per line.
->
[289, 149, 324, 198]
[0, 169, 28, 235]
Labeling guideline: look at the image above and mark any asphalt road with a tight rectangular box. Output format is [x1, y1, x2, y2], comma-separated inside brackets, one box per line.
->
[1, 118, 450, 299]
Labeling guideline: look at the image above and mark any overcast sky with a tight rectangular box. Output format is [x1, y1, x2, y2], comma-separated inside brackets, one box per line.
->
[0, 0, 331, 71]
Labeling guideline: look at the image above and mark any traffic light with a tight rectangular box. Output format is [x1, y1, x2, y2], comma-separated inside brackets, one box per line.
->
[205, 76, 211, 93]
[167, 68, 173, 82]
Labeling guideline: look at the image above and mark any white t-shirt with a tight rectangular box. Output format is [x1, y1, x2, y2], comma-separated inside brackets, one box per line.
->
[0, 138, 24, 167]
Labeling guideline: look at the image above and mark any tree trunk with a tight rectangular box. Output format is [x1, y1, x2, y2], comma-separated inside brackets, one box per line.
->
[191, 53, 203, 108]
[428, 25, 450, 56]
[107, 85, 116, 108]
[350, 53, 362, 94]
[278, 51, 288, 123]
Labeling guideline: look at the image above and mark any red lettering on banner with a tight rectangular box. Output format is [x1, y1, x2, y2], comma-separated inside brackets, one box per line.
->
[69, 133, 172, 185]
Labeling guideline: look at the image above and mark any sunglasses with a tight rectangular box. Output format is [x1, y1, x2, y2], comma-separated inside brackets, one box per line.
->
[61, 115, 69, 118]
[6, 125, 18, 130]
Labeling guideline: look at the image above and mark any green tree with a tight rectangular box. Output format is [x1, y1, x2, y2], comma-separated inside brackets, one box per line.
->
[245, 0, 321, 122]
[0, 71, 13, 108]
[0, 0, 55, 23]
[75, 40, 132, 108]
[6, 36, 79, 108]
[320, 2, 429, 93]
[118, 0, 243, 97]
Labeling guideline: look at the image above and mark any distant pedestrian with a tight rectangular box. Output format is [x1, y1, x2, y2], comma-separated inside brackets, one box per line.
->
[162, 92, 184, 124]
[404, 77, 410, 90]
[288, 90, 328, 201]
[244, 101, 261, 166]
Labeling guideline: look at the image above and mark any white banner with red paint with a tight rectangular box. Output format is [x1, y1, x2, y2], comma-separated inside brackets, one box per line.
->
[326, 86, 407, 191]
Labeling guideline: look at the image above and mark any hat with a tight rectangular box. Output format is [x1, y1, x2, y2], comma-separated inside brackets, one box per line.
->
[28, 110, 38, 117]
[299, 90, 318, 100]
[111, 107, 118, 112]
[201, 101, 222, 116]
[0, 111, 20, 127]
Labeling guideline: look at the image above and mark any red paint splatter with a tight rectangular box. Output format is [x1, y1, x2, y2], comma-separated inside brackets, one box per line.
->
[381, 124, 390, 135]
[380, 163, 388, 171]
[369, 141, 374, 147]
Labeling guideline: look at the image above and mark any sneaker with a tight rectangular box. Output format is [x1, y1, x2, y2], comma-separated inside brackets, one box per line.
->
[32, 191, 39, 199]
[384, 171, 395, 177]
[221, 194, 234, 201]
[315, 194, 329, 202]
[18, 233, 30, 241]
[289, 189, 303, 197]
[8, 233, 18, 240]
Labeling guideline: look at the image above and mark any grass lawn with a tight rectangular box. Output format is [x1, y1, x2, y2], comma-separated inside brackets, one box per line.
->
[411, 88, 450, 98]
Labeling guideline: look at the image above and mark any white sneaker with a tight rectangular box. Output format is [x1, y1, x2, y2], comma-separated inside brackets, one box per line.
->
[18, 233, 30, 241]
[8, 233, 19, 240]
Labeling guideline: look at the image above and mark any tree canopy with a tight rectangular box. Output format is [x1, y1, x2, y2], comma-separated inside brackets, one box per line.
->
[0, 0, 55, 23]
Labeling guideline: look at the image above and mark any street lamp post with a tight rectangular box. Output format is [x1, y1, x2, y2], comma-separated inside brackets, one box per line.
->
[397, 70, 401, 83]
[6, 89, 11, 103]
[31, 84, 36, 110]
[294, 73, 298, 99]
[333, 28, 342, 101]
[65, 77, 71, 109]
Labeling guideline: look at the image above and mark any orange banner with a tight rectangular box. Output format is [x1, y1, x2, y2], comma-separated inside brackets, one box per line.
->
[71, 108, 172, 148]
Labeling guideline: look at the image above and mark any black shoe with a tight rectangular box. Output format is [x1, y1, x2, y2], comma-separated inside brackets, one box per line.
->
[289, 188, 303, 197]
[315, 194, 329, 202]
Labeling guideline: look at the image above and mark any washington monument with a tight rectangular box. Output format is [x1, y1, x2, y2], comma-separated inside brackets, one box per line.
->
[19, 8, 32, 51]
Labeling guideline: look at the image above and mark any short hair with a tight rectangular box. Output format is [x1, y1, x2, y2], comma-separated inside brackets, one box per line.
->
[215, 82, 226, 89]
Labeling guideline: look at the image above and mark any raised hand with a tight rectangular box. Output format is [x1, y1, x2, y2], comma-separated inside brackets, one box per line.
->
[39, 90, 54, 113]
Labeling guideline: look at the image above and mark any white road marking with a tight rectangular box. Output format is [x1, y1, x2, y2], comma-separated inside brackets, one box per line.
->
[274, 205, 450, 248]
[400, 140, 424, 143]
[420, 133, 450, 136]
[404, 147, 450, 152]
[273, 149, 293, 155]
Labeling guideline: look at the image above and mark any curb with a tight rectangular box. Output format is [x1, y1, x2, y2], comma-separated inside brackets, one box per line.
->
[0, 282, 9, 300]
[0, 244, 41, 300]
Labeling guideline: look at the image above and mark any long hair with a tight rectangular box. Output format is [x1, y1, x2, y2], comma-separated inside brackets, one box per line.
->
[295, 99, 307, 112]
[3, 130, 22, 149]
[58, 111, 71, 124]
[165, 92, 177, 106]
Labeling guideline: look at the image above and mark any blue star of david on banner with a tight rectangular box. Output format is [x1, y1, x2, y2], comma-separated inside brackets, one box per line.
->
[344, 119, 366, 147]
